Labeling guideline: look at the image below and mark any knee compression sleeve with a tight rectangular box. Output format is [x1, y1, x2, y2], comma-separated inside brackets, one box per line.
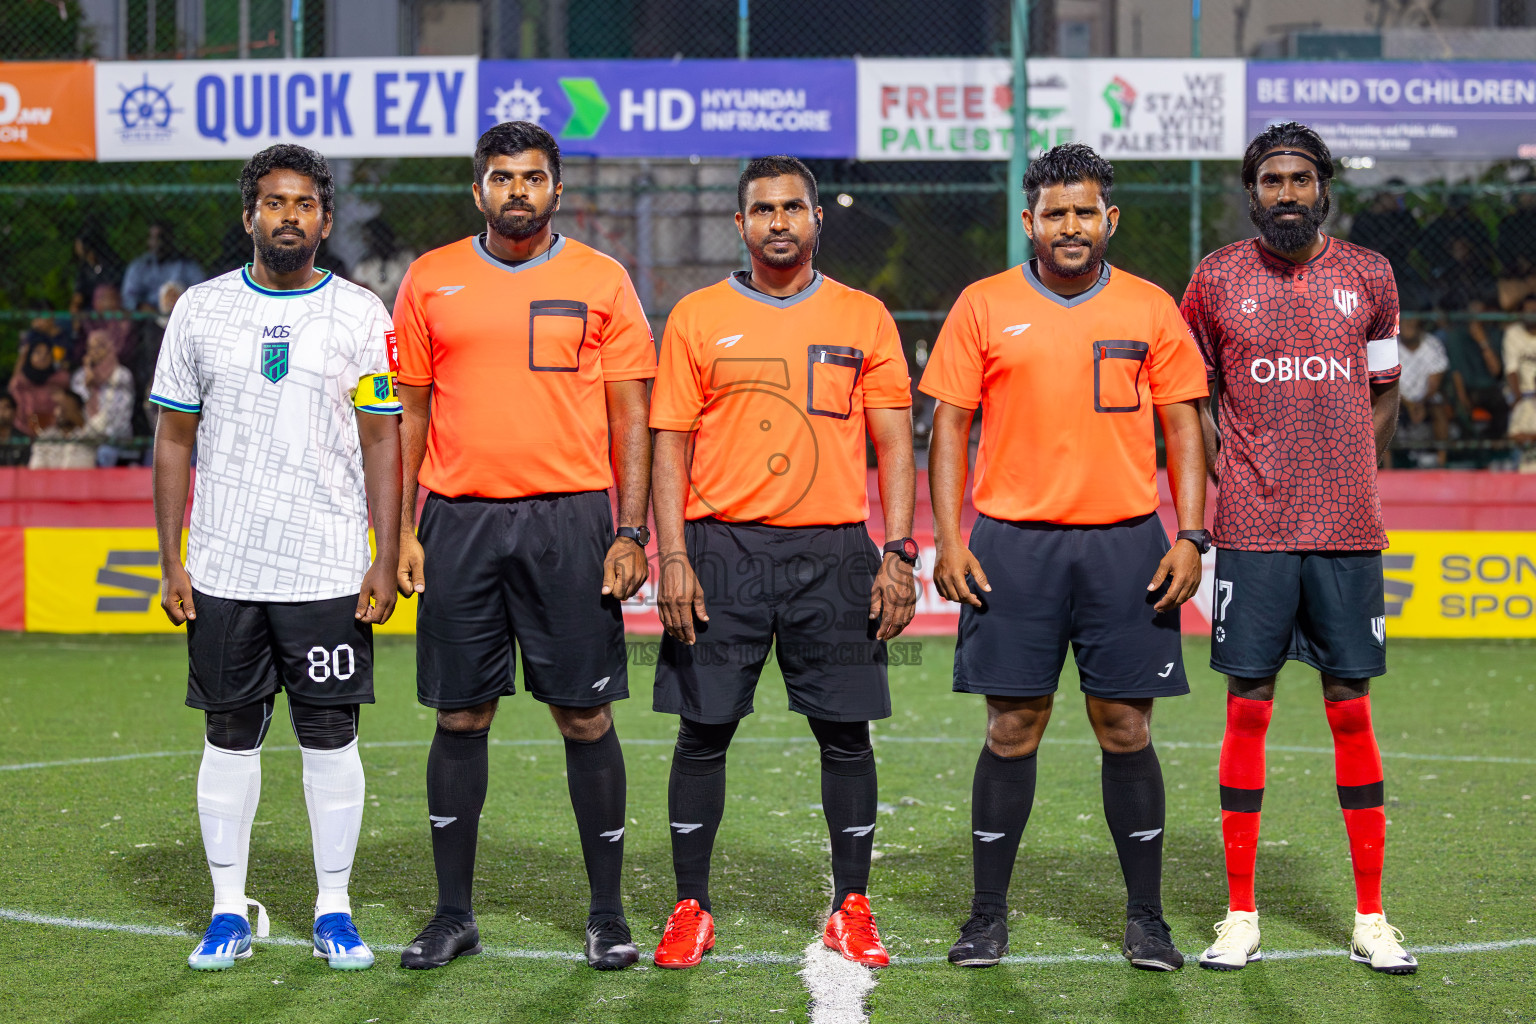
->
[288, 700, 360, 751]
[205, 698, 275, 752]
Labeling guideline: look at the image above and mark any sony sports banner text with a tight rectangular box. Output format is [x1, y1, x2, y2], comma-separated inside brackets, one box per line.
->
[855, 58, 1246, 161]
[0, 61, 96, 160]
[1249, 61, 1536, 160]
[478, 60, 855, 158]
[93, 57, 478, 161]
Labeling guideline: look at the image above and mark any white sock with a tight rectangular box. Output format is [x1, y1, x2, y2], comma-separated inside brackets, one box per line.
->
[301, 738, 366, 918]
[197, 740, 262, 920]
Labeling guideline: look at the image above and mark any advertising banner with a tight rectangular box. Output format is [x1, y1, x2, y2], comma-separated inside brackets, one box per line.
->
[479, 59, 856, 158]
[1249, 61, 1536, 159]
[856, 58, 1245, 161]
[22, 525, 1535, 639]
[1380, 531, 1536, 639]
[0, 61, 96, 161]
[93, 57, 478, 162]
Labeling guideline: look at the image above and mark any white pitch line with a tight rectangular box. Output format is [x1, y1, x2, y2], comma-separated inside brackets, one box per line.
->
[3, 736, 1532, 773]
[3, 907, 1534, 969]
[801, 940, 878, 1024]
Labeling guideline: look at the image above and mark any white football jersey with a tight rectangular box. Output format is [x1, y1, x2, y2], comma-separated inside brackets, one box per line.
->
[151, 266, 401, 602]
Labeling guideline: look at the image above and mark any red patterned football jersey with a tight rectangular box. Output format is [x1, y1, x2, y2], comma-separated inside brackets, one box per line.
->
[1181, 236, 1400, 551]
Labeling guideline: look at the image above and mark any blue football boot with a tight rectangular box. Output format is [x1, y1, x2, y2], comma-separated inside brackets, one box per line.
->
[313, 912, 375, 970]
[188, 914, 254, 970]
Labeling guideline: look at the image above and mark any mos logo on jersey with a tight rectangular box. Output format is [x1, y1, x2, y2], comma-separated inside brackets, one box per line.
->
[261, 340, 289, 383]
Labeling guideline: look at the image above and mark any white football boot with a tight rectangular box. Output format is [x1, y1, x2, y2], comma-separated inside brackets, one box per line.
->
[1350, 912, 1418, 974]
[1198, 910, 1262, 971]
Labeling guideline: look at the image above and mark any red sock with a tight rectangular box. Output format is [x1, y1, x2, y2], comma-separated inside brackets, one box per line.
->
[1325, 695, 1386, 916]
[1218, 694, 1272, 913]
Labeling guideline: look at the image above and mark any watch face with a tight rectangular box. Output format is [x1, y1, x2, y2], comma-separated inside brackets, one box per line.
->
[902, 538, 919, 560]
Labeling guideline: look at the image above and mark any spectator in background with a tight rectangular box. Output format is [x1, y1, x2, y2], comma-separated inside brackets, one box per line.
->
[9, 336, 70, 434]
[70, 224, 123, 315]
[121, 222, 203, 312]
[72, 328, 135, 444]
[0, 394, 28, 466]
[1397, 311, 1451, 461]
[28, 388, 95, 469]
[16, 316, 68, 371]
[1349, 182, 1423, 295]
[1442, 300, 1507, 439]
[136, 280, 187, 436]
[1504, 294, 1536, 442]
[352, 218, 414, 309]
[1418, 194, 1496, 309]
[76, 283, 139, 366]
[1496, 189, 1536, 310]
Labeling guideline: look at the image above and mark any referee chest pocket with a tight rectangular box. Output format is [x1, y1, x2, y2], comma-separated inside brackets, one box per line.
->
[806, 345, 864, 419]
[528, 299, 589, 372]
[1093, 340, 1149, 413]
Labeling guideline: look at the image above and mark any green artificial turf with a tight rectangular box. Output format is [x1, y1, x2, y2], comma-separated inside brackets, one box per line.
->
[0, 634, 1532, 1023]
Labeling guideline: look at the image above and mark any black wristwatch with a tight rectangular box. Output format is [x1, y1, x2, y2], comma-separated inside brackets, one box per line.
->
[882, 537, 919, 565]
[1176, 529, 1213, 554]
[616, 525, 650, 549]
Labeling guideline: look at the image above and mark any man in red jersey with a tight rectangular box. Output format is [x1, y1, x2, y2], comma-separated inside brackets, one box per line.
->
[1181, 122, 1416, 974]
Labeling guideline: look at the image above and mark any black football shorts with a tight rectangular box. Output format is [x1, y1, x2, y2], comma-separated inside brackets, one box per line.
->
[1209, 548, 1387, 680]
[185, 590, 374, 711]
[952, 513, 1189, 701]
[415, 490, 629, 710]
[652, 518, 891, 724]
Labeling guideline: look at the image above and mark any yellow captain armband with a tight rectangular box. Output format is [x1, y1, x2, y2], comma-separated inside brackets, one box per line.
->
[354, 370, 402, 413]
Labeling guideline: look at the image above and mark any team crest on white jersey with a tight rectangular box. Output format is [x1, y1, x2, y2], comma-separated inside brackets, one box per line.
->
[1333, 288, 1359, 317]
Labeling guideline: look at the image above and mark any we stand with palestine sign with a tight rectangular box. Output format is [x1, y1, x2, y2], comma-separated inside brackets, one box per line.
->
[854, 58, 1246, 161]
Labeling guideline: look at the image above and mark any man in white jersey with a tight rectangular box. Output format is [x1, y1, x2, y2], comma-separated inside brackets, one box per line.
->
[151, 145, 402, 971]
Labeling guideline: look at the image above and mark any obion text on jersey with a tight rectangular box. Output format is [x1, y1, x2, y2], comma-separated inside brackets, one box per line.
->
[1249, 355, 1352, 383]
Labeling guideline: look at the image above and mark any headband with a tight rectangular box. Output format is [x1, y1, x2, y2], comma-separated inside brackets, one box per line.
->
[1257, 148, 1323, 171]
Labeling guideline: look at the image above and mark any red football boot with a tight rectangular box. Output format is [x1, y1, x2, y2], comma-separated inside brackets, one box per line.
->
[823, 893, 890, 967]
[654, 899, 715, 969]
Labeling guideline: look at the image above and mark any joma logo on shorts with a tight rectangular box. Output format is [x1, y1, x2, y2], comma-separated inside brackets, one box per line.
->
[1250, 356, 1352, 383]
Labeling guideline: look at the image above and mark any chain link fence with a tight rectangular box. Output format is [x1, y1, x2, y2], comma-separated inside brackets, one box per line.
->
[3, 0, 1535, 467]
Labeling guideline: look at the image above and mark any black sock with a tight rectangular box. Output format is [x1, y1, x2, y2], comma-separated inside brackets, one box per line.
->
[426, 724, 489, 919]
[1100, 743, 1166, 910]
[563, 726, 628, 919]
[970, 745, 1037, 915]
[668, 718, 737, 913]
[809, 718, 878, 909]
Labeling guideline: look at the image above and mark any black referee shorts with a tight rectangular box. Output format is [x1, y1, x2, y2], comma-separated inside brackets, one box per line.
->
[185, 589, 374, 712]
[652, 518, 891, 724]
[415, 490, 629, 710]
[1209, 548, 1387, 680]
[952, 513, 1188, 701]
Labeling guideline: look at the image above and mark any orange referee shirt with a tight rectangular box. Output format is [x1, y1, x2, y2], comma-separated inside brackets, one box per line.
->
[651, 272, 912, 527]
[393, 234, 657, 499]
[919, 262, 1207, 525]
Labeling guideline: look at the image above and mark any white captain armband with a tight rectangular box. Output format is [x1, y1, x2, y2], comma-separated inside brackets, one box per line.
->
[1366, 336, 1399, 373]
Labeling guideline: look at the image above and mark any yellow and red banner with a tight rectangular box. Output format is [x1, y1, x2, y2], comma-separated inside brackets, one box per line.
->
[17, 525, 1536, 640]
[0, 62, 96, 161]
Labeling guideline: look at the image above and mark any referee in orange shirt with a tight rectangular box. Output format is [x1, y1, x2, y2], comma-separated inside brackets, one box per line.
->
[648, 156, 917, 969]
[391, 122, 656, 971]
[922, 144, 1209, 971]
